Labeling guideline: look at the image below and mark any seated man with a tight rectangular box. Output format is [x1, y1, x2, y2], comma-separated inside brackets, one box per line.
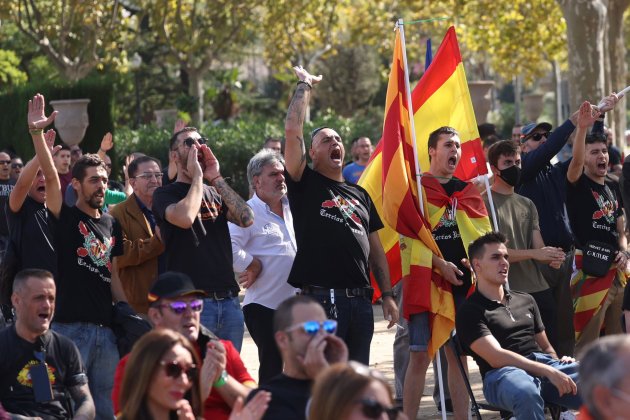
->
[248, 295, 348, 420]
[0, 269, 94, 419]
[112, 271, 256, 420]
[456, 232, 581, 420]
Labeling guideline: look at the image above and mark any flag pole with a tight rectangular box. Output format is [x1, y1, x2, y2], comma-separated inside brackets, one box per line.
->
[398, 18, 447, 420]
[483, 174, 499, 231]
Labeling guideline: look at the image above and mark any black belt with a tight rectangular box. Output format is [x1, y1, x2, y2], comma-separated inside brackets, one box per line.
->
[301, 286, 373, 299]
[205, 289, 240, 300]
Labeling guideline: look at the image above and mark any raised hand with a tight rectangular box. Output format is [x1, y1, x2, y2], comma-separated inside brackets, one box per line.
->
[186, 144, 203, 179]
[27, 94, 58, 129]
[292, 65, 323, 86]
[596, 92, 619, 113]
[100, 132, 114, 152]
[228, 392, 271, 420]
[198, 144, 221, 182]
[44, 129, 56, 149]
[577, 101, 599, 128]
[173, 119, 187, 134]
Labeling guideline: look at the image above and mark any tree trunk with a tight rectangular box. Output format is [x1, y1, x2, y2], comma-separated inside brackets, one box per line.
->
[188, 70, 204, 125]
[557, 0, 607, 111]
[607, 0, 630, 148]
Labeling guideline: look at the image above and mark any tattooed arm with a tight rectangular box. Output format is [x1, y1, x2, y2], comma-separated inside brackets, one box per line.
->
[212, 177, 254, 228]
[68, 383, 96, 420]
[284, 65, 322, 182]
[368, 232, 399, 329]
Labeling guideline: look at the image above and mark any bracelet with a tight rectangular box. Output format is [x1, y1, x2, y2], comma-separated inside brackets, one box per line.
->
[297, 80, 312, 89]
[209, 175, 223, 185]
[29, 128, 43, 135]
[213, 370, 228, 388]
[381, 291, 394, 299]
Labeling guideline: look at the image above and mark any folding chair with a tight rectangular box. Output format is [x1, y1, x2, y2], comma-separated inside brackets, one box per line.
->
[448, 332, 562, 420]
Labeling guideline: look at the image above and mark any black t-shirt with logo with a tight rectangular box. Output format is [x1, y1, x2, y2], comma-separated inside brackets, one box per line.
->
[0, 179, 15, 237]
[152, 182, 237, 292]
[286, 166, 383, 289]
[567, 173, 622, 250]
[0, 326, 87, 419]
[7, 196, 57, 276]
[50, 205, 123, 326]
[431, 177, 471, 297]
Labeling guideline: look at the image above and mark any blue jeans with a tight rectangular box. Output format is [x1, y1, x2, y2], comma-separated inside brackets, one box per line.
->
[52, 322, 119, 420]
[307, 294, 374, 364]
[200, 296, 245, 351]
[483, 352, 581, 420]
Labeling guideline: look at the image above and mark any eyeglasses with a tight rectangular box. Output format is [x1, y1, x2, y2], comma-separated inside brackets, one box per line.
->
[11, 163, 23, 169]
[158, 299, 203, 315]
[160, 360, 198, 382]
[285, 320, 337, 335]
[357, 398, 401, 420]
[525, 131, 551, 142]
[182, 137, 208, 148]
[0, 160, 11, 165]
[134, 172, 163, 181]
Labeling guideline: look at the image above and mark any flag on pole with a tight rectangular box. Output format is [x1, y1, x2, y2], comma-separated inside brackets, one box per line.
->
[412, 27, 486, 182]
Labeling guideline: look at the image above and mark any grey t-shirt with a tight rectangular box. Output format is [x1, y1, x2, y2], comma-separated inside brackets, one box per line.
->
[484, 190, 549, 293]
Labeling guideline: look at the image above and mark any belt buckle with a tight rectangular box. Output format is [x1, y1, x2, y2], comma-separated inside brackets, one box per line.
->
[213, 292, 225, 301]
[346, 288, 356, 298]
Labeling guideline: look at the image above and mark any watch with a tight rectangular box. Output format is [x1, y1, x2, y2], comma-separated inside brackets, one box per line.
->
[213, 369, 228, 388]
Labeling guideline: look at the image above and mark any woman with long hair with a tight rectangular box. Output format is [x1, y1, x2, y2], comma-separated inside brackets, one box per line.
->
[118, 329, 202, 420]
[309, 362, 407, 420]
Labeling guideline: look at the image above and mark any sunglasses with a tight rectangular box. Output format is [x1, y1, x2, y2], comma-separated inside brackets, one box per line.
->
[160, 360, 198, 381]
[358, 398, 401, 420]
[11, 163, 23, 169]
[0, 160, 10, 165]
[134, 172, 163, 181]
[158, 299, 203, 315]
[525, 131, 551, 142]
[182, 137, 208, 147]
[285, 320, 337, 335]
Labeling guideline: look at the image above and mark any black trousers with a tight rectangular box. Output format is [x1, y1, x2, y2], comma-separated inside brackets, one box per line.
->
[243, 303, 283, 384]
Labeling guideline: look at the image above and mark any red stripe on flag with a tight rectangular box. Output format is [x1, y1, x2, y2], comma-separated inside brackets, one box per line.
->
[455, 137, 485, 181]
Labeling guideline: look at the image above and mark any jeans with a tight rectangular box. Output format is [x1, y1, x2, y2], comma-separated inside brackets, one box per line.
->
[52, 322, 119, 420]
[483, 352, 581, 420]
[200, 296, 245, 352]
[307, 293, 374, 364]
[243, 303, 283, 384]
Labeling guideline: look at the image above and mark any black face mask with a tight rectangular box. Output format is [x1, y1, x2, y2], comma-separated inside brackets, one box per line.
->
[498, 165, 521, 187]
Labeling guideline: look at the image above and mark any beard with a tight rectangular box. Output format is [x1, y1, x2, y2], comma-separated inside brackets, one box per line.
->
[86, 192, 104, 209]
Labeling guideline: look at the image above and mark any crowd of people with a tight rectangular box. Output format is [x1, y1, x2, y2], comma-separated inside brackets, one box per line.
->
[0, 65, 630, 420]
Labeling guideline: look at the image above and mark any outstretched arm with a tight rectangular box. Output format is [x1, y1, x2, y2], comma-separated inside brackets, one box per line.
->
[27, 94, 62, 218]
[284, 66, 322, 182]
[567, 101, 599, 184]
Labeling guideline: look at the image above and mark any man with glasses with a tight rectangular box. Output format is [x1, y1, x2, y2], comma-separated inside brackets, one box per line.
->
[247, 295, 348, 420]
[0, 151, 14, 264]
[112, 271, 256, 420]
[153, 127, 254, 351]
[10, 156, 23, 182]
[111, 155, 165, 315]
[283, 66, 398, 365]
[517, 94, 618, 358]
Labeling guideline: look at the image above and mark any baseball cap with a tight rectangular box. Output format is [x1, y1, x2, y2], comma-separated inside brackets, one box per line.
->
[520, 122, 553, 142]
[148, 271, 207, 303]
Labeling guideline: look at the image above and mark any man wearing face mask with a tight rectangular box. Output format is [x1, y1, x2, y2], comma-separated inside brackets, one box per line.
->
[483, 140, 565, 348]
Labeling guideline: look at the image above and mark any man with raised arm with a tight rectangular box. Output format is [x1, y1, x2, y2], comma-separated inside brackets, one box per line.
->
[283, 66, 398, 364]
[28, 93, 128, 419]
[152, 127, 254, 351]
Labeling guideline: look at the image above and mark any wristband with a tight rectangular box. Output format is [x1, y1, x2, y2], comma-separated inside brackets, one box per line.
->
[381, 291, 394, 299]
[297, 80, 312, 89]
[209, 175, 223, 185]
[29, 128, 43, 136]
[213, 370, 228, 388]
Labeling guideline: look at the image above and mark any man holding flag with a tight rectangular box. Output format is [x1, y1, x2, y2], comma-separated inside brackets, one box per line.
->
[282, 65, 399, 364]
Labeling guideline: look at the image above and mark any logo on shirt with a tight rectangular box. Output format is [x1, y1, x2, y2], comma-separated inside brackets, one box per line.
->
[200, 197, 221, 221]
[76, 221, 114, 272]
[17, 361, 56, 387]
[434, 206, 457, 230]
[591, 189, 616, 225]
[320, 195, 363, 227]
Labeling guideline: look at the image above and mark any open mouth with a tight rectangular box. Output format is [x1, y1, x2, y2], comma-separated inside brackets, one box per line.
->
[38, 313, 50, 321]
[36, 186, 45, 193]
[330, 148, 342, 162]
[597, 162, 607, 171]
[448, 156, 457, 167]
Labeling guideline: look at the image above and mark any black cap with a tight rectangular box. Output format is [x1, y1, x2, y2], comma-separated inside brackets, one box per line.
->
[148, 271, 207, 303]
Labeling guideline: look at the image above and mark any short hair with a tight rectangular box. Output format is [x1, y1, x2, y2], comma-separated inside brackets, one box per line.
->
[350, 137, 362, 146]
[488, 140, 519, 168]
[263, 137, 282, 147]
[586, 133, 607, 146]
[72, 154, 107, 182]
[579, 335, 630, 419]
[247, 149, 285, 188]
[13, 269, 54, 294]
[273, 295, 319, 333]
[127, 155, 162, 178]
[482, 134, 500, 150]
[478, 123, 497, 140]
[467, 231, 507, 262]
[427, 126, 459, 152]
[53, 144, 71, 157]
[169, 127, 198, 151]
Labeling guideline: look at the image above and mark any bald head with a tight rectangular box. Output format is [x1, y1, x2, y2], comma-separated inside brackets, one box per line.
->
[0, 152, 11, 181]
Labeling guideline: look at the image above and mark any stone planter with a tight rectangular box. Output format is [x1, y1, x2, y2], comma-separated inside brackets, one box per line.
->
[154, 109, 178, 128]
[49, 99, 90, 146]
[468, 81, 494, 124]
[523, 93, 545, 122]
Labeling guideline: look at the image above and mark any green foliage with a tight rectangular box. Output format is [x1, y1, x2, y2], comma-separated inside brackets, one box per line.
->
[0, 77, 114, 160]
[0, 50, 27, 88]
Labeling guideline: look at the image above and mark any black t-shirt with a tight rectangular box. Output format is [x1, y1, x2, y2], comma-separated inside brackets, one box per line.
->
[152, 182, 237, 292]
[0, 327, 87, 419]
[567, 173, 622, 250]
[286, 166, 383, 288]
[456, 290, 544, 378]
[50, 205, 123, 326]
[7, 196, 56, 276]
[248, 374, 311, 420]
[0, 179, 15, 237]
[431, 178, 471, 297]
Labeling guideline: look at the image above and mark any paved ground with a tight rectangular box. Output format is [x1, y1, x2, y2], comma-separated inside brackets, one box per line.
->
[239, 303, 504, 419]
